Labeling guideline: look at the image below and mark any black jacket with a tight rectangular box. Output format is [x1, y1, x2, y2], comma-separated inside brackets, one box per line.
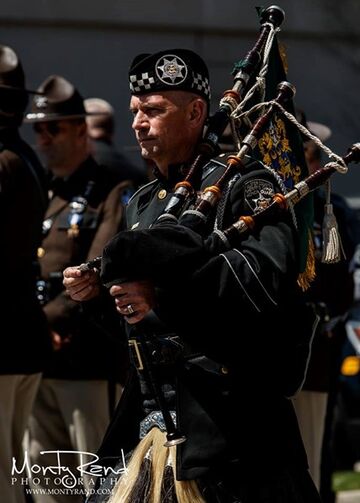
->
[0, 129, 51, 374]
[96, 158, 313, 480]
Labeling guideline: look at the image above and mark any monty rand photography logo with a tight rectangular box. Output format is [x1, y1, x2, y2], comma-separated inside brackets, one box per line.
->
[11, 450, 126, 498]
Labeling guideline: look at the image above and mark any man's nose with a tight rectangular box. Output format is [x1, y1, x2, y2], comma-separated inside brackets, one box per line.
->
[36, 131, 53, 147]
[132, 111, 148, 131]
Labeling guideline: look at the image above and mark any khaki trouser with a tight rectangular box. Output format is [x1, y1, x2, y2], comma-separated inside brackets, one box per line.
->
[27, 378, 122, 503]
[0, 373, 42, 503]
[292, 390, 328, 489]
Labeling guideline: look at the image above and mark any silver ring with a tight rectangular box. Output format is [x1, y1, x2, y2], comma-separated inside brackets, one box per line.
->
[126, 304, 134, 314]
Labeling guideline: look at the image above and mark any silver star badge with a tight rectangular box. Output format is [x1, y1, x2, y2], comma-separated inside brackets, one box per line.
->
[155, 55, 188, 86]
[35, 96, 48, 109]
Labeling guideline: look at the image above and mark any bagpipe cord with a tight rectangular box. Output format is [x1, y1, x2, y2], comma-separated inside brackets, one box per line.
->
[108, 427, 205, 503]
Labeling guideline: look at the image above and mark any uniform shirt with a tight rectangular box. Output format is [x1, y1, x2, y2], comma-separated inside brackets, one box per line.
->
[39, 156, 131, 380]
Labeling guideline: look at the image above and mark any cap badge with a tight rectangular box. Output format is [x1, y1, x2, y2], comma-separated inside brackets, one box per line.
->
[155, 55, 187, 86]
[35, 96, 48, 109]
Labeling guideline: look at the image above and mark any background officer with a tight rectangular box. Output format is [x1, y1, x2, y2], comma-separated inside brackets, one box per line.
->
[25, 75, 130, 503]
[0, 44, 51, 503]
[292, 111, 358, 498]
[84, 96, 148, 187]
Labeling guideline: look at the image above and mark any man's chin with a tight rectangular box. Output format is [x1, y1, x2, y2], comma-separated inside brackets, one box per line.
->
[46, 162, 68, 177]
[140, 146, 156, 159]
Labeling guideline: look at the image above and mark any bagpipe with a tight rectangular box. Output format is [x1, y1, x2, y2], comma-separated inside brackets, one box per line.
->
[81, 4, 291, 278]
[82, 53, 360, 288]
[155, 4, 286, 221]
[82, 0, 360, 282]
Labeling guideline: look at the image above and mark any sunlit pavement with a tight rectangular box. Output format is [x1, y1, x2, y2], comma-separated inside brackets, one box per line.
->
[336, 490, 360, 502]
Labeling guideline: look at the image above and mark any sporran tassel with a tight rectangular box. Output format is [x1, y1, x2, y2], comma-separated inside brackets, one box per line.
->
[151, 430, 205, 503]
[321, 180, 344, 264]
[160, 452, 177, 503]
[127, 447, 152, 503]
[150, 427, 170, 503]
[108, 426, 206, 503]
[171, 445, 206, 503]
[108, 427, 157, 503]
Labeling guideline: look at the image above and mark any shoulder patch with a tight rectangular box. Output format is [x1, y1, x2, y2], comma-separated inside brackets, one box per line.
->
[244, 178, 275, 213]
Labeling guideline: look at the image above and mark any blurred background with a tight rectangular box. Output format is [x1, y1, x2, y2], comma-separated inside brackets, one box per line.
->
[1, 0, 360, 200]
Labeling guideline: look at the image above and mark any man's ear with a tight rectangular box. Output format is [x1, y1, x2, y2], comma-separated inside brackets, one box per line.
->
[77, 120, 88, 140]
[188, 98, 207, 128]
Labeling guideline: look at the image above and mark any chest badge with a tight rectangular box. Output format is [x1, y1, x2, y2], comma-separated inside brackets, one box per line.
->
[244, 179, 275, 214]
[67, 224, 80, 238]
[37, 247, 45, 258]
[158, 189, 167, 200]
[67, 197, 87, 238]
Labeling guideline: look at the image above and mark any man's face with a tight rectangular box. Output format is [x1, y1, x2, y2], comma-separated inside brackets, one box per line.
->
[33, 119, 85, 177]
[129, 91, 203, 174]
[304, 140, 321, 175]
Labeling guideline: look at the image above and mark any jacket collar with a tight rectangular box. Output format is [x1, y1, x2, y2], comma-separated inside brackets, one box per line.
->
[50, 155, 97, 197]
[152, 163, 192, 189]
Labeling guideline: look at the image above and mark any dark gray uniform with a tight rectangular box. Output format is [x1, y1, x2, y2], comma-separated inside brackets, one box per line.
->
[90, 158, 321, 503]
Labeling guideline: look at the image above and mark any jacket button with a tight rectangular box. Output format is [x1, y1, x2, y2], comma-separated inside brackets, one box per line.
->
[158, 189, 167, 200]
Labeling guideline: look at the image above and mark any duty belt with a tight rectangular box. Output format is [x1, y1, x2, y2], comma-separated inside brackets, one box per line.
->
[35, 271, 63, 305]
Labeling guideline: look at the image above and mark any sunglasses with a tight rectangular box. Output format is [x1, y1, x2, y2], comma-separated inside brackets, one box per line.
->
[33, 122, 62, 137]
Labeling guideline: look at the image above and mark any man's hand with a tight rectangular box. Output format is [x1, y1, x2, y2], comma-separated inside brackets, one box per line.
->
[63, 266, 101, 301]
[109, 280, 156, 324]
[51, 331, 71, 351]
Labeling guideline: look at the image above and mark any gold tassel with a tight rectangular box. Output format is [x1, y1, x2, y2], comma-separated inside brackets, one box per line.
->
[321, 180, 344, 264]
[297, 231, 316, 291]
